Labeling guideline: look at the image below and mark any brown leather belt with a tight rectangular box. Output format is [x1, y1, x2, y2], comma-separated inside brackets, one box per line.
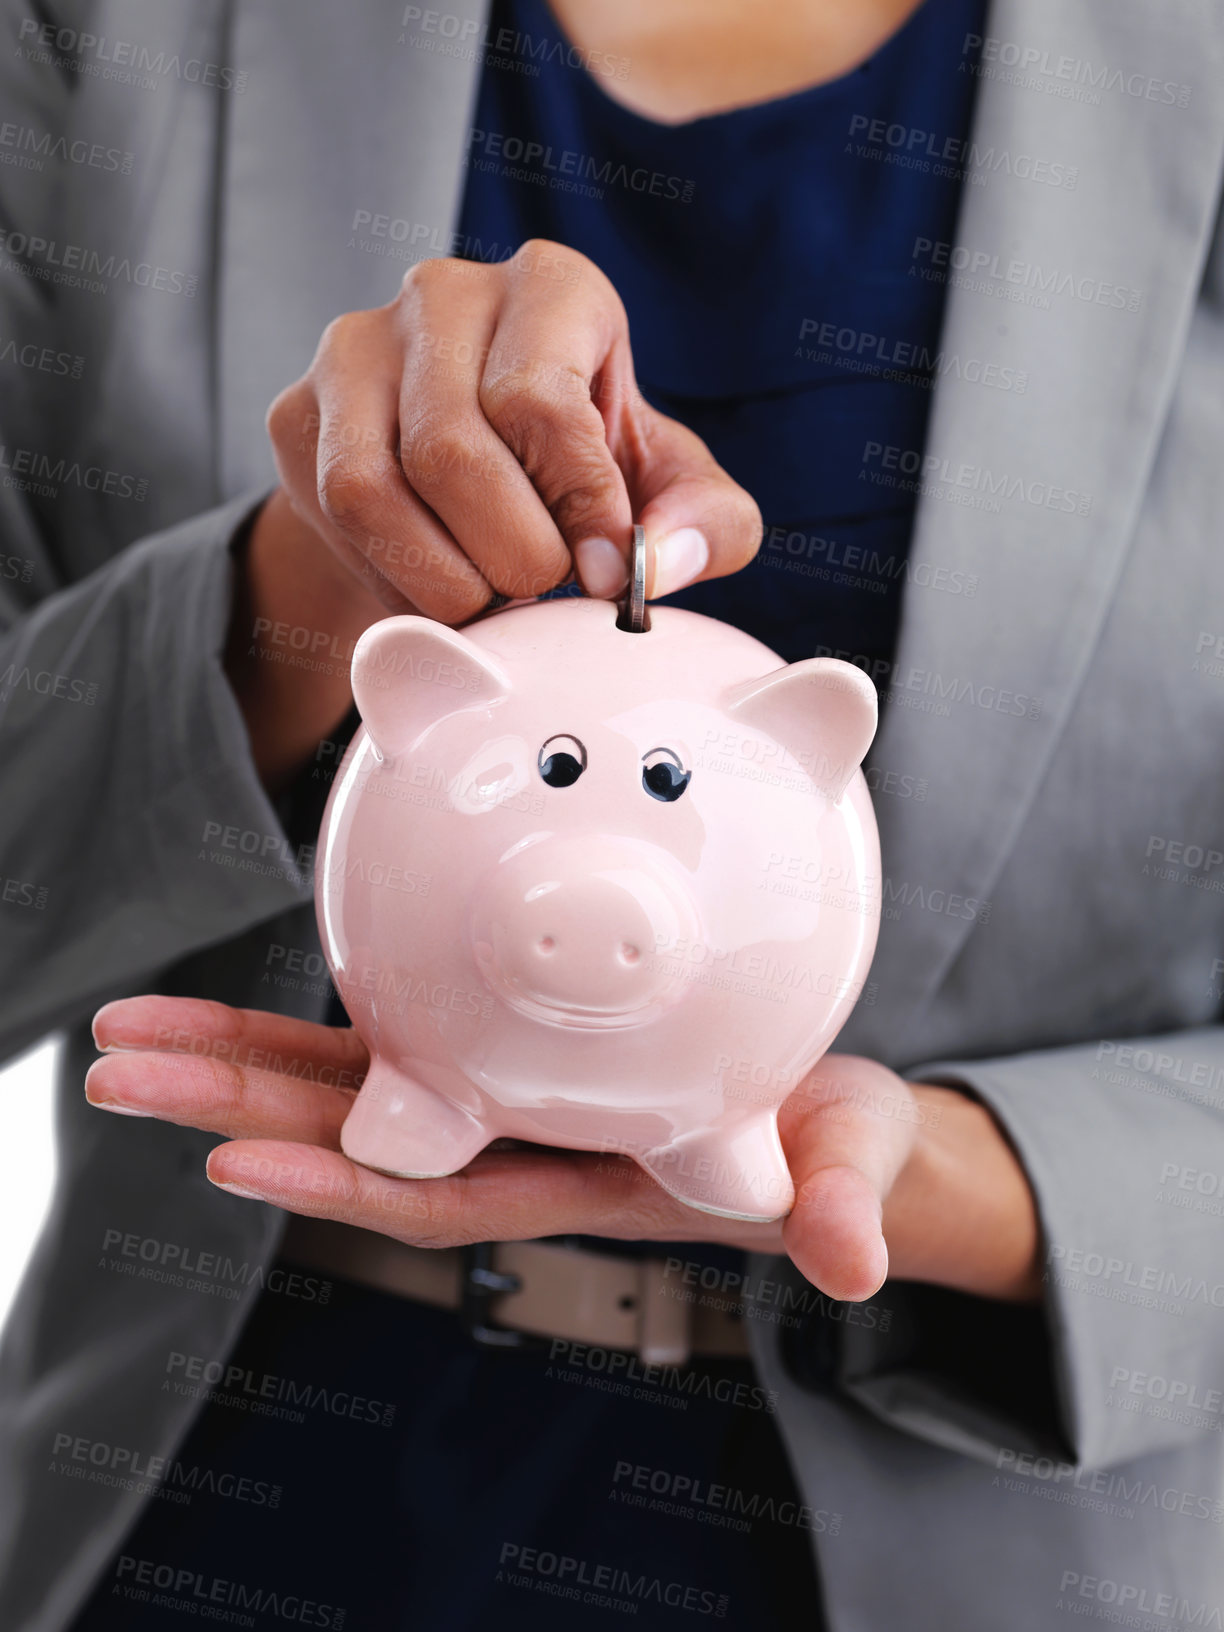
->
[281, 1215, 750, 1367]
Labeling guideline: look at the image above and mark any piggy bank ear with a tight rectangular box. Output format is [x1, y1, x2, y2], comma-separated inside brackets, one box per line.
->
[351, 616, 510, 759]
[724, 658, 877, 803]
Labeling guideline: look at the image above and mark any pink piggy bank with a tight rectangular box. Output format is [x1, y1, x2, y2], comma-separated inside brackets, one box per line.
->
[316, 597, 880, 1224]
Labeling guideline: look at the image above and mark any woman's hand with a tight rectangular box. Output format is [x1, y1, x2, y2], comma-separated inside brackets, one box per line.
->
[226, 240, 761, 790]
[85, 996, 1040, 1306]
[265, 241, 760, 615]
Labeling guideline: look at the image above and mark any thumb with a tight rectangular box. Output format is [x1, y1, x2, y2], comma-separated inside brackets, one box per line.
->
[628, 408, 763, 599]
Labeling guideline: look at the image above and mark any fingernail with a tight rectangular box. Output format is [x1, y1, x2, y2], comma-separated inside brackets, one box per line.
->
[85, 1059, 149, 1113]
[574, 537, 627, 599]
[84, 1067, 154, 1115]
[92, 1000, 141, 1051]
[652, 528, 708, 598]
[209, 1177, 267, 1202]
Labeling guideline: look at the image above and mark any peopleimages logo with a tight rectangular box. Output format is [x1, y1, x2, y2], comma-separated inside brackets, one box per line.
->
[1047, 1243, 1224, 1309]
[398, 4, 631, 80]
[164, 1352, 396, 1429]
[0, 443, 147, 500]
[100, 1228, 330, 1303]
[0, 338, 84, 380]
[1058, 1573, 1221, 1623]
[0, 664, 97, 704]
[498, 1543, 727, 1617]
[611, 1460, 843, 1535]
[51, 1433, 283, 1510]
[113, 1557, 341, 1626]
[548, 1337, 779, 1414]
[847, 114, 1078, 189]
[962, 34, 1191, 108]
[1109, 1366, 1224, 1416]
[466, 128, 694, 203]
[15, 19, 248, 92]
[798, 316, 1026, 394]
[861, 439, 1093, 515]
[0, 121, 134, 174]
[995, 1448, 1223, 1524]
[0, 227, 197, 297]
[911, 236, 1142, 312]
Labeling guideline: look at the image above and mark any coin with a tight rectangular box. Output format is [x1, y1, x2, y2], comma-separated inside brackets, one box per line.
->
[618, 523, 650, 633]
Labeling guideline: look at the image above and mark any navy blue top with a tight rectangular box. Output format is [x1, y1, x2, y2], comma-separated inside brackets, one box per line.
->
[293, 13, 987, 1628]
[452, 2, 982, 1249]
[457, 0, 985, 670]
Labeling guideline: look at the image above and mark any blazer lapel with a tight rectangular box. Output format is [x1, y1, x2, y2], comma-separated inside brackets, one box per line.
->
[216, 0, 490, 494]
[849, 0, 1224, 1057]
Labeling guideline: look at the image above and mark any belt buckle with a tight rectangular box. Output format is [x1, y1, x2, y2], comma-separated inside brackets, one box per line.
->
[458, 1242, 543, 1350]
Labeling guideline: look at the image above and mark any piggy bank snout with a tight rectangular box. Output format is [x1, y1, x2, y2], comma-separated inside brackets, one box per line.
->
[470, 839, 699, 1028]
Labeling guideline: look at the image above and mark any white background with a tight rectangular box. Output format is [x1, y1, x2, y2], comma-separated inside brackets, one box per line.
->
[0, 1038, 60, 1334]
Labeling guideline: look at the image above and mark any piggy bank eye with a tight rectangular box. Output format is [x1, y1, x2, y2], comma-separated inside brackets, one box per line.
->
[538, 734, 587, 788]
[642, 746, 690, 803]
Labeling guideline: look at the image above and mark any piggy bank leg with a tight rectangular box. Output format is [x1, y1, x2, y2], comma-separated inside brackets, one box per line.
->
[639, 1116, 795, 1224]
[340, 1061, 489, 1179]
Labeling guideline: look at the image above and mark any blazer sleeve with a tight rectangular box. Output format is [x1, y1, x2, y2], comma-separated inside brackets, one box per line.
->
[786, 1030, 1224, 1472]
[0, 15, 316, 1061]
[0, 495, 315, 1063]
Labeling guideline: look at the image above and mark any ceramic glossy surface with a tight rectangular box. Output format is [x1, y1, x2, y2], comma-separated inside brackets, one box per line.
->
[316, 597, 881, 1223]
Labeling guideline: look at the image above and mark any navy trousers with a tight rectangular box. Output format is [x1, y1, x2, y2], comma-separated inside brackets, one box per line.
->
[70, 1254, 826, 1630]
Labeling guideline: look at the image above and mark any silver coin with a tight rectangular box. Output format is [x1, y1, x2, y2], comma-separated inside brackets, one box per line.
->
[620, 523, 650, 633]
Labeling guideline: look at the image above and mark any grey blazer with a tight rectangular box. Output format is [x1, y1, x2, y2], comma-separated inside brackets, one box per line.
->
[2, 1, 1223, 1626]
